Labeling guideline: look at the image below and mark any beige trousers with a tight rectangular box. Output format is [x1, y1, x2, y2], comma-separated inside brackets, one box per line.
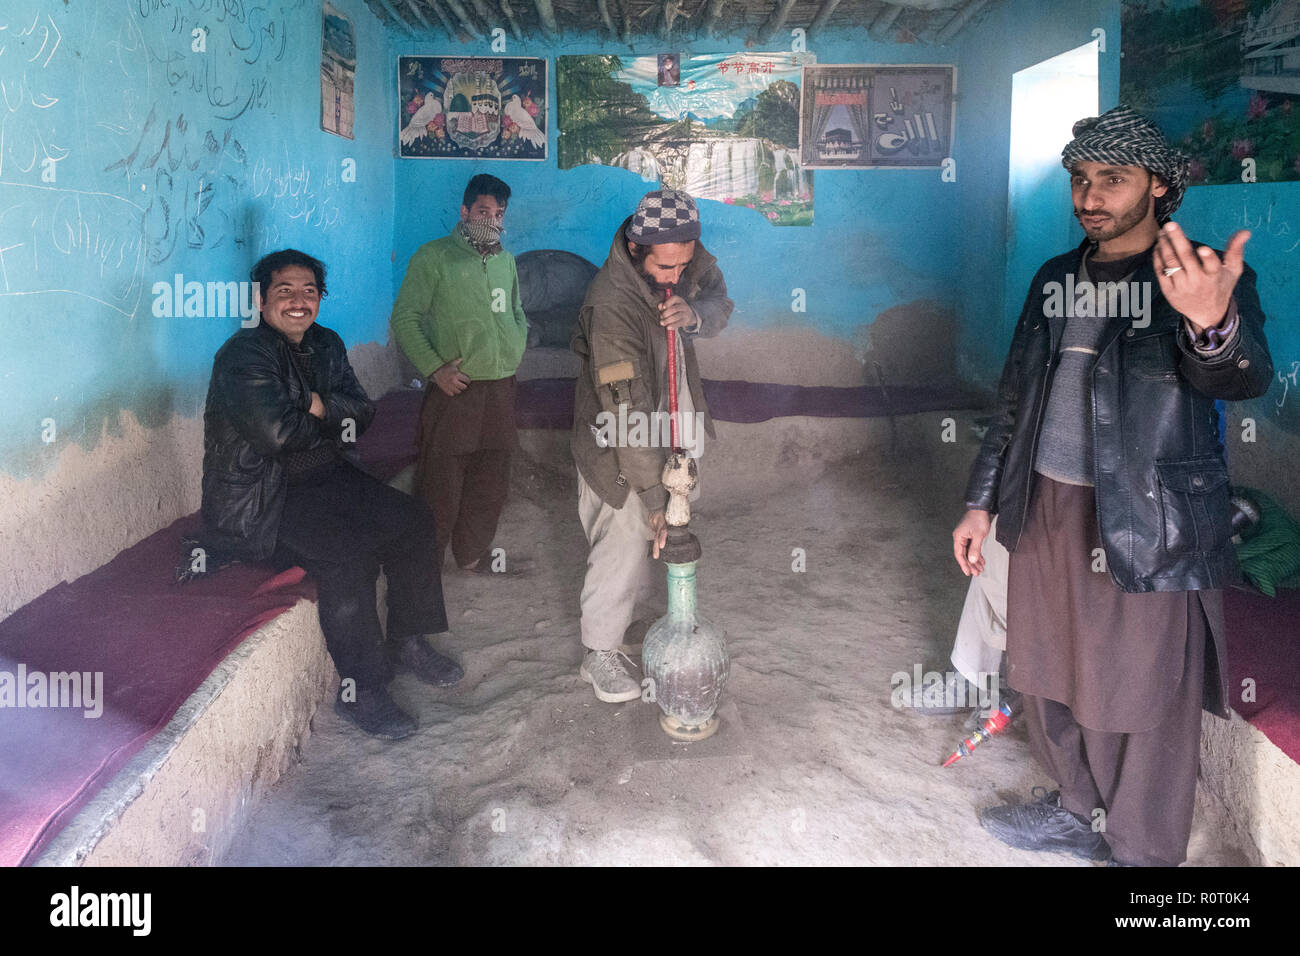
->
[577, 472, 662, 651]
[949, 515, 1009, 685]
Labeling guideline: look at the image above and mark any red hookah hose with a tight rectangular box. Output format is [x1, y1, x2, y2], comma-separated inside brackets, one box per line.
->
[664, 286, 681, 453]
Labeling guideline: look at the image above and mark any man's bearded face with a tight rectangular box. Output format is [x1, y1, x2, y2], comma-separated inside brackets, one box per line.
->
[631, 241, 695, 295]
[1070, 161, 1166, 243]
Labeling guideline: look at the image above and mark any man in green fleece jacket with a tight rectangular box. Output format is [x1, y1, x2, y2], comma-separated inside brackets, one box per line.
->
[571, 189, 733, 702]
[391, 174, 529, 572]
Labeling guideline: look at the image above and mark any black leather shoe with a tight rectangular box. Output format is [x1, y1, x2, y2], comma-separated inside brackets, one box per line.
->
[393, 634, 464, 686]
[979, 787, 1112, 861]
[334, 691, 417, 740]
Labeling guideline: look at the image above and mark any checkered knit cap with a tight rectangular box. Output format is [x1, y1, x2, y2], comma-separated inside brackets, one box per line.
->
[626, 189, 701, 245]
[1061, 105, 1190, 224]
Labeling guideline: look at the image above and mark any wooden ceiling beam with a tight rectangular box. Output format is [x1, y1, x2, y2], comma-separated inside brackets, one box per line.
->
[595, 0, 618, 39]
[808, 0, 841, 38]
[443, 0, 487, 39]
[934, 0, 989, 43]
[499, 0, 525, 40]
[425, 0, 461, 37]
[702, 0, 726, 38]
[533, 0, 560, 35]
[869, 3, 902, 38]
[757, 0, 799, 43]
[399, 0, 438, 32]
[374, 0, 417, 33]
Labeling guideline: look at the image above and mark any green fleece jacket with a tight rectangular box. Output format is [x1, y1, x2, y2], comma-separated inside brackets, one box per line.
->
[390, 227, 528, 381]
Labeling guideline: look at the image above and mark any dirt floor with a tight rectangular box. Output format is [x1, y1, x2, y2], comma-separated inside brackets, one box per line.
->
[223, 430, 1251, 866]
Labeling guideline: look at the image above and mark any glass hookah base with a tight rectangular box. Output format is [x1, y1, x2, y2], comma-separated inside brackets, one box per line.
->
[660, 712, 720, 742]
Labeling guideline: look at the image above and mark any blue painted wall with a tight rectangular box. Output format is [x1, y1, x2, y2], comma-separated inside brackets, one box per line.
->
[4, 0, 1294, 486]
[0, 0, 393, 478]
[388, 28, 964, 348]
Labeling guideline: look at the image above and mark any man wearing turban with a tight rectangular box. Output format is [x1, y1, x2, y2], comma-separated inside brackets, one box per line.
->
[952, 105, 1273, 865]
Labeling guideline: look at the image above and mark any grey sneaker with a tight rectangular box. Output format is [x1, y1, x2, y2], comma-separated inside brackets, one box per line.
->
[580, 649, 643, 703]
[907, 670, 978, 715]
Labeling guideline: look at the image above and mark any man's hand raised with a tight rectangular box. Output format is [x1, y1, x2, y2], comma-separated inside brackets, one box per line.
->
[433, 358, 471, 396]
[1154, 223, 1250, 333]
[953, 508, 992, 576]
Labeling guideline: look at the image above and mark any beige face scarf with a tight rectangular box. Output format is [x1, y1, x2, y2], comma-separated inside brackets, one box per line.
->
[461, 218, 503, 250]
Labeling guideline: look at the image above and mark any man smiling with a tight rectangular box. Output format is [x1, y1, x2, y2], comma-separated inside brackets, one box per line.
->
[200, 249, 463, 740]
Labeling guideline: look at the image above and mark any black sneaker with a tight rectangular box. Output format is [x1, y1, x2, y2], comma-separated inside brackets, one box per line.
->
[393, 634, 464, 686]
[979, 787, 1111, 862]
[334, 690, 417, 740]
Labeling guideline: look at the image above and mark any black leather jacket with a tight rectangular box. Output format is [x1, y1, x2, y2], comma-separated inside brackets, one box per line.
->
[200, 320, 375, 561]
[965, 238, 1273, 593]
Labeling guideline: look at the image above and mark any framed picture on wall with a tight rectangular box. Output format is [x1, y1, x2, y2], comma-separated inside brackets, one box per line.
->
[321, 2, 356, 139]
[398, 55, 548, 160]
[799, 65, 955, 169]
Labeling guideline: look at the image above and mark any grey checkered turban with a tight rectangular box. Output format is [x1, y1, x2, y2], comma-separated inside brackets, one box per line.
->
[626, 189, 701, 245]
[1061, 104, 1190, 224]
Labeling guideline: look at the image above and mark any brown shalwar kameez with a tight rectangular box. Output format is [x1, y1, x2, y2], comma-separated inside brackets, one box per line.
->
[1007, 475, 1223, 866]
[414, 375, 517, 568]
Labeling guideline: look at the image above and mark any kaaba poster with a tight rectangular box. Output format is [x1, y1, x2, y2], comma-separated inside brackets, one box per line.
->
[799, 65, 955, 169]
[398, 56, 548, 160]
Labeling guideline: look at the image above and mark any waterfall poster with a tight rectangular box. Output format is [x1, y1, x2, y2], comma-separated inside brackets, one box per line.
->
[799, 65, 955, 169]
[398, 56, 548, 160]
[558, 53, 815, 226]
[321, 3, 356, 140]
[1120, 0, 1300, 185]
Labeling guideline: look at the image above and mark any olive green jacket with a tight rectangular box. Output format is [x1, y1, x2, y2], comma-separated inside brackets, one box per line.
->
[571, 218, 733, 511]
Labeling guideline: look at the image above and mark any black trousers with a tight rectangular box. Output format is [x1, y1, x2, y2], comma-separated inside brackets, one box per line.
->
[272, 461, 448, 697]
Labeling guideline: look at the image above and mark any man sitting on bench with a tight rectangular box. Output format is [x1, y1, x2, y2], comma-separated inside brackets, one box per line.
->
[197, 249, 462, 740]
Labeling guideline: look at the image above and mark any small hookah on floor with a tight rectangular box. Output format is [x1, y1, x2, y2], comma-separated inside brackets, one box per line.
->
[641, 287, 730, 741]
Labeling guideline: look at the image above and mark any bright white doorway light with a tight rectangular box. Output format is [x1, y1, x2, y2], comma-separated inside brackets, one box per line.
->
[1006, 41, 1100, 326]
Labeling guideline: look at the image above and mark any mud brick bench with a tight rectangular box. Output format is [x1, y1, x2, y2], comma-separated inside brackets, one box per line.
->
[1, 392, 421, 867]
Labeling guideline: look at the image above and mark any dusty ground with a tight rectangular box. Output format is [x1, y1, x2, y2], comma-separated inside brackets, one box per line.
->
[223, 430, 1250, 867]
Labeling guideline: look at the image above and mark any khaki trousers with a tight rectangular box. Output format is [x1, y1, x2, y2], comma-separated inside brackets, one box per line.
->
[576, 472, 663, 651]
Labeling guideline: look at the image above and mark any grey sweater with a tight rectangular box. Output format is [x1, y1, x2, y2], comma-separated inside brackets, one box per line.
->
[1033, 247, 1148, 486]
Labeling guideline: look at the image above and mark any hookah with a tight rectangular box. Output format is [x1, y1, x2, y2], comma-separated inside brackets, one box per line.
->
[641, 287, 730, 741]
